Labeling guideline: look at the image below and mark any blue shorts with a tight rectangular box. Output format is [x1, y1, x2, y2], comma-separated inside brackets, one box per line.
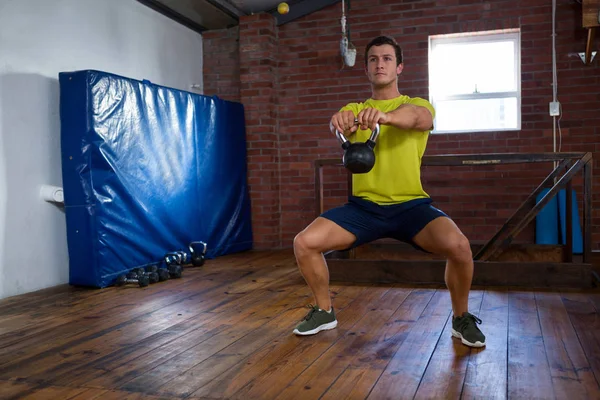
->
[320, 196, 448, 252]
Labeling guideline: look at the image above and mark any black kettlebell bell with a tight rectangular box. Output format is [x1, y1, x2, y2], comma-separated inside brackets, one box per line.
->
[335, 122, 380, 174]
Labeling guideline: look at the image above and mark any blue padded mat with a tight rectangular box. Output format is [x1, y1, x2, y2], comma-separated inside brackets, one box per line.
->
[535, 188, 559, 245]
[59, 70, 253, 288]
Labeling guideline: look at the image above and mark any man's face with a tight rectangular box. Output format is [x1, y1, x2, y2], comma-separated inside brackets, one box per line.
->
[365, 44, 403, 87]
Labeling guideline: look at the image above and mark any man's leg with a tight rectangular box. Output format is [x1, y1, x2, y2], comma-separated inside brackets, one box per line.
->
[292, 198, 386, 336]
[411, 216, 472, 317]
[411, 214, 485, 347]
[293, 216, 356, 312]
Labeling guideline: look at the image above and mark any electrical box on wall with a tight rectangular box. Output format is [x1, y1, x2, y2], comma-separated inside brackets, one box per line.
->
[549, 101, 561, 116]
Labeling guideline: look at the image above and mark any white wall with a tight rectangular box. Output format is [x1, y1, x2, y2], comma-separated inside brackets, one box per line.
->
[0, 0, 204, 299]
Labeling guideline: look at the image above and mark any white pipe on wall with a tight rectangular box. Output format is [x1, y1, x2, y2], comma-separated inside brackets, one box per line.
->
[40, 184, 64, 203]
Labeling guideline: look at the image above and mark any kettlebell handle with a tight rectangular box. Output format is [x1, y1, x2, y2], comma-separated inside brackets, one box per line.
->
[334, 121, 380, 145]
[189, 241, 207, 255]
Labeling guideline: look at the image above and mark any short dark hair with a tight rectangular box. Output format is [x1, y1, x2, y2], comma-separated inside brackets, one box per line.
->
[364, 36, 403, 66]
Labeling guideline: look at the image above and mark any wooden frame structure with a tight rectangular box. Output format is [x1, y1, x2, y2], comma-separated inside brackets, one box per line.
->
[582, 0, 599, 64]
[315, 152, 595, 288]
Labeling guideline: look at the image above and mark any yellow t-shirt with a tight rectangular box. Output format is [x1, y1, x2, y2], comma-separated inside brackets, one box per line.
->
[340, 95, 435, 205]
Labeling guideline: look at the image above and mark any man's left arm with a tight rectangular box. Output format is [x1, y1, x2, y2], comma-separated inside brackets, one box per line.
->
[357, 98, 435, 132]
[385, 104, 434, 131]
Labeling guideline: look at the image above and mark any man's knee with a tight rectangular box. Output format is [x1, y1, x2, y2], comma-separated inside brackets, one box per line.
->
[446, 234, 472, 263]
[294, 225, 329, 256]
[293, 230, 317, 255]
[294, 217, 356, 256]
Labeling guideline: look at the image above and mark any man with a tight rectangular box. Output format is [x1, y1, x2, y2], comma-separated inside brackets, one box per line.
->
[292, 36, 485, 348]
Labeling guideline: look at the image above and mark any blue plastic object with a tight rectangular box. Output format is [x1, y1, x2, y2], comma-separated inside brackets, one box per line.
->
[535, 188, 559, 245]
[558, 189, 583, 254]
[59, 70, 253, 288]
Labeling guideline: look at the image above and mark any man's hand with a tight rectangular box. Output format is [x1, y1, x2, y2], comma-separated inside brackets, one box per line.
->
[330, 110, 358, 137]
[357, 107, 390, 131]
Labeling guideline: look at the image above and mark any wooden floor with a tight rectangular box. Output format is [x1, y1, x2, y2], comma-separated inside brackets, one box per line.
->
[2, 250, 600, 399]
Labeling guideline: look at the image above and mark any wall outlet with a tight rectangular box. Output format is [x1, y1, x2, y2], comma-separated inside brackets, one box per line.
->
[549, 101, 560, 116]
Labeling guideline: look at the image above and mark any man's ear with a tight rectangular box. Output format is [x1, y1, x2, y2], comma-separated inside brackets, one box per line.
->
[397, 63, 404, 75]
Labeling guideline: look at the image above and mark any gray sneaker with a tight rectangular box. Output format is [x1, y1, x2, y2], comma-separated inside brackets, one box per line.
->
[293, 304, 337, 335]
[452, 312, 486, 347]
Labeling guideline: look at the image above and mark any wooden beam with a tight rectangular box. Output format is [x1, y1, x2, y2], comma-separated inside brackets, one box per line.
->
[585, 27, 597, 65]
[326, 259, 594, 288]
[314, 151, 594, 271]
[473, 158, 571, 261]
[343, 241, 566, 263]
[316, 152, 588, 169]
[479, 153, 591, 261]
[566, 176, 573, 262]
[582, 0, 600, 28]
[205, 0, 246, 19]
[136, 0, 209, 34]
[584, 159, 593, 263]
[315, 160, 322, 218]
[422, 152, 588, 166]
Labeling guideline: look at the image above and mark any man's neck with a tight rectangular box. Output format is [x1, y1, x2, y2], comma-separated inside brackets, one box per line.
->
[371, 84, 401, 100]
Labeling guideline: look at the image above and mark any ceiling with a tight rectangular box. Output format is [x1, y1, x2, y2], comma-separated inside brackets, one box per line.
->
[137, 0, 340, 32]
[229, 0, 290, 14]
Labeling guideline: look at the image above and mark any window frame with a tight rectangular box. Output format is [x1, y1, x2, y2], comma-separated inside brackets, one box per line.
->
[428, 29, 522, 134]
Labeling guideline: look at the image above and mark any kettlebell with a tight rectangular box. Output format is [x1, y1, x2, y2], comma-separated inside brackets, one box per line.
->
[189, 241, 207, 267]
[335, 122, 380, 174]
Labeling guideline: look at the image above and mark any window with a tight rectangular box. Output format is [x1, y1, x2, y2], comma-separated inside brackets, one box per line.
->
[428, 29, 521, 133]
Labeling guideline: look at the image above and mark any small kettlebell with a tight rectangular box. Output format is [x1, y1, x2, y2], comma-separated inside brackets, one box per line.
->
[335, 122, 380, 174]
[189, 241, 207, 267]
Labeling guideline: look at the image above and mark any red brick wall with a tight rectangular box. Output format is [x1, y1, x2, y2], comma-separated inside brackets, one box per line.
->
[239, 14, 281, 248]
[204, 0, 600, 251]
[202, 26, 240, 102]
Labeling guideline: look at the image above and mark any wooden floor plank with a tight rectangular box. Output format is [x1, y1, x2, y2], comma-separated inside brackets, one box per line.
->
[67, 388, 181, 399]
[0, 379, 38, 399]
[0, 250, 276, 336]
[0, 285, 87, 315]
[507, 290, 555, 399]
[61, 283, 307, 388]
[152, 299, 310, 398]
[412, 289, 485, 400]
[366, 289, 453, 399]
[320, 368, 384, 400]
[0, 286, 150, 351]
[560, 291, 600, 390]
[274, 286, 414, 399]
[0, 253, 281, 357]
[0, 249, 271, 317]
[585, 291, 600, 312]
[114, 279, 310, 394]
[320, 286, 441, 400]
[64, 269, 306, 389]
[190, 284, 372, 399]
[1, 251, 289, 331]
[227, 284, 394, 400]
[0, 252, 294, 379]
[461, 288, 509, 399]
[2, 250, 600, 400]
[536, 291, 600, 398]
[16, 385, 91, 399]
[148, 283, 365, 398]
[0, 263, 299, 383]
